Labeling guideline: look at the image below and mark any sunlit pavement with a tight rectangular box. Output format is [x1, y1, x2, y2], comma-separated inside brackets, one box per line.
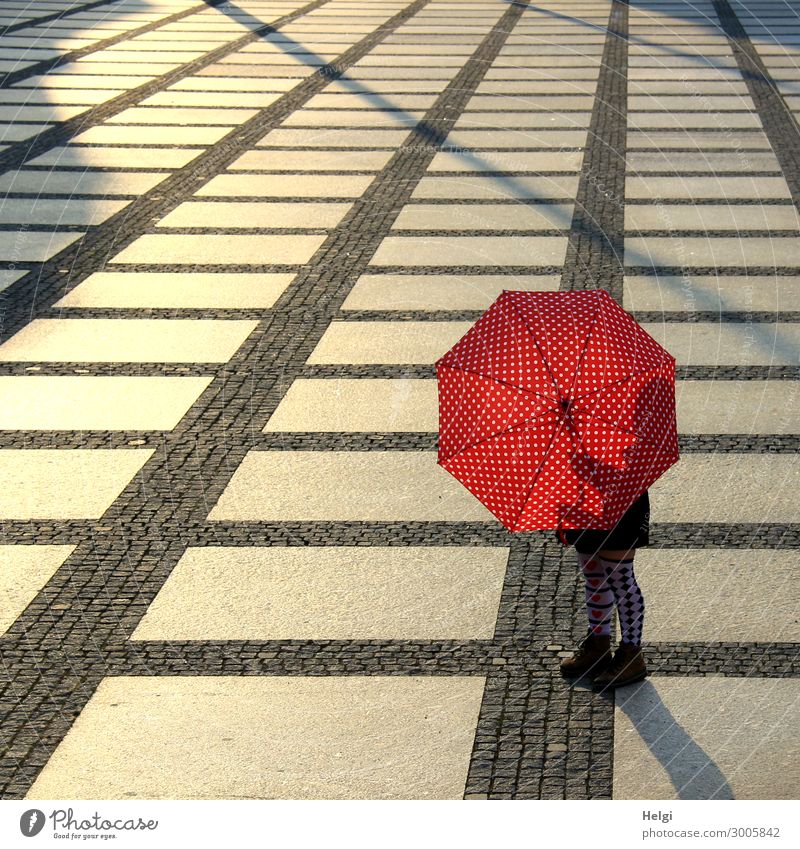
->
[0, 0, 798, 800]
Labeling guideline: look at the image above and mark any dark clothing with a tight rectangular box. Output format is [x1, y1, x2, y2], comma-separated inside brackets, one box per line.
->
[554, 489, 650, 554]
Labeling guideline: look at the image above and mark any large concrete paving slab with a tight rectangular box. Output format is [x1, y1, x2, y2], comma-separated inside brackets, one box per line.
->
[105, 106, 258, 125]
[426, 150, 584, 172]
[412, 174, 580, 199]
[205, 451, 799, 525]
[261, 377, 800, 436]
[196, 173, 375, 197]
[280, 109, 425, 127]
[0, 376, 212, 430]
[626, 205, 800, 231]
[625, 236, 800, 268]
[304, 319, 800, 366]
[206, 451, 497, 522]
[155, 201, 353, 229]
[53, 271, 296, 309]
[623, 274, 800, 311]
[0, 230, 83, 262]
[649, 453, 800, 523]
[0, 169, 169, 195]
[626, 176, 791, 200]
[367, 236, 568, 266]
[109, 233, 327, 264]
[618, 549, 799, 643]
[26, 145, 203, 168]
[627, 151, 779, 172]
[390, 203, 573, 230]
[24, 675, 487, 799]
[0, 449, 154, 520]
[0, 198, 130, 225]
[340, 273, 561, 310]
[70, 125, 235, 144]
[229, 149, 394, 170]
[0, 319, 258, 363]
[263, 378, 439, 432]
[130, 546, 509, 641]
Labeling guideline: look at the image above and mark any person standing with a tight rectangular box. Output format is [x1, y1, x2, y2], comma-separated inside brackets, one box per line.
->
[555, 489, 650, 690]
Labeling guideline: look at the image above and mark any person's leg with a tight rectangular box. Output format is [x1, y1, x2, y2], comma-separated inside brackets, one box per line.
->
[598, 547, 645, 645]
[560, 545, 615, 676]
[576, 550, 614, 636]
[591, 545, 648, 688]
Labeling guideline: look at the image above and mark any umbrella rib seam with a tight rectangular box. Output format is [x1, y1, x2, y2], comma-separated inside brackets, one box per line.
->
[438, 408, 559, 465]
[504, 294, 564, 399]
[563, 298, 603, 402]
[437, 362, 558, 402]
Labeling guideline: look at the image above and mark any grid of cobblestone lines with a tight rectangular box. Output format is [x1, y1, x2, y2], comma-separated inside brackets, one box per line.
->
[0, 0, 544, 799]
[0, 0, 445, 795]
[0, 0, 126, 39]
[0, 0, 364, 341]
[0, 0, 232, 90]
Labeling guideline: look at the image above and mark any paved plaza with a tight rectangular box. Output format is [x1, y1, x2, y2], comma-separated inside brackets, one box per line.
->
[0, 0, 799, 801]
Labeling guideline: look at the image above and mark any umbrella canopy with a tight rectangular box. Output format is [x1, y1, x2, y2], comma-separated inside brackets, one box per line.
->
[435, 289, 679, 533]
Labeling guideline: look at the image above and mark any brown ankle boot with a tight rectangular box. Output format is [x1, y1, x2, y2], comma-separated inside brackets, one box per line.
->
[592, 641, 647, 690]
[560, 631, 612, 678]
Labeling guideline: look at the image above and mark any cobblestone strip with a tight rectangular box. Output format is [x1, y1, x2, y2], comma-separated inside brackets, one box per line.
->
[3, 518, 800, 551]
[0, 0, 533, 800]
[1, 362, 797, 381]
[98, 640, 800, 679]
[464, 538, 616, 798]
[298, 363, 800, 380]
[713, 0, 800, 209]
[559, 0, 627, 302]
[0, 0, 123, 39]
[3, 430, 799, 453]
[215, 433, 800, 454]
[536, 0, 629, 799]
[0, 0, 225, 88]
[227, 308, 799, 323]
[28, 307, 799, 323]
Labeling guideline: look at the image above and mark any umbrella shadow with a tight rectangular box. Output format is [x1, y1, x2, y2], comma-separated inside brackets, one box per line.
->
[612, 680, 736, 800]
[552, 369, 675, 529]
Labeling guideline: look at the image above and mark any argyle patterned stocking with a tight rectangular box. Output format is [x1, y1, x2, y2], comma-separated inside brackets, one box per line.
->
[600, 556, 645, 645]
[577, 551, 614, 636]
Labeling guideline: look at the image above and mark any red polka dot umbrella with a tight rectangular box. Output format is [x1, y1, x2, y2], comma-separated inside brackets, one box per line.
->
[435, 289, 679, 534]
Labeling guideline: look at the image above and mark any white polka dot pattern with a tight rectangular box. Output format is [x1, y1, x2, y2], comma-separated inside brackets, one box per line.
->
[435, 289, 680, 532]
